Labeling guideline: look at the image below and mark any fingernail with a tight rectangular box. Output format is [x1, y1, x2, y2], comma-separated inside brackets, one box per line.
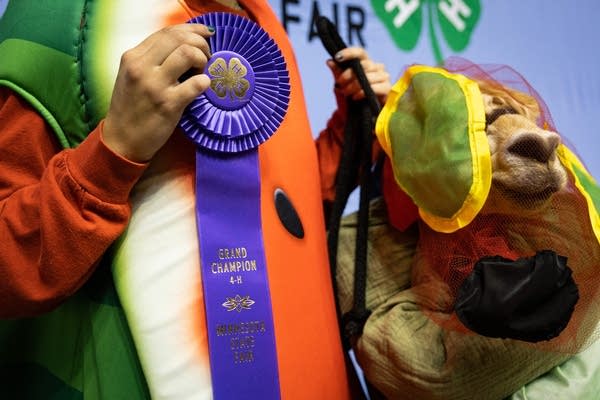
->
[207, 26, 215, 34]
[335, 52, 344, 62]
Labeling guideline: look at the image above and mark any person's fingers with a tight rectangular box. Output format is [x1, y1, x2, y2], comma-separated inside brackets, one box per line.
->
[337, 59, 385, 81]
[129, 24, 210, 62]
[352, 81, 391, 101]
[139, 24, 213, 66]
[370, 81, 391, 98]
[333, 46, 369, 63]
[335, 71, 365, 94]
[173, 74, 212, 108]
[351, 90, 365, 101]
[361, 59, 384, 74]
[359, 59, 376, 71]
[334, 62, 372, 86]
[186, 22, 216, 38]
[338, 69, 390, 98]
[365, 69, 391, 88]
[329, 48, 391, 103]
[336, 68, 355, 87]
[102, 24, 216, 162]
[160, 43, 209, 83]
[337, 79, 360, 96]
[326, 59, 342, 78]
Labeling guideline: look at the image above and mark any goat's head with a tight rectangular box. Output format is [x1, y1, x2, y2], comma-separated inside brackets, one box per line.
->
[376, 64, 571, 232]
[479, 81, 567, 215]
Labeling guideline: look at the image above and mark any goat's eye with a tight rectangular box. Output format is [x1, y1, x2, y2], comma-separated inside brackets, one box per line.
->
[486, 107, 517, 126]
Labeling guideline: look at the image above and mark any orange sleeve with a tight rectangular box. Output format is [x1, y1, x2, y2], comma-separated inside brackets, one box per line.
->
[315, 88, 348, 203]
[315, 90, 383, 205]
[0, 87, 148, 318]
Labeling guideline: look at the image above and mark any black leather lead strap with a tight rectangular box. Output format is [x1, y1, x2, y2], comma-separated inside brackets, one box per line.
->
[316, 15, 377, 349]
[315, 17, 380, 116]
[316, 15, 386, 400]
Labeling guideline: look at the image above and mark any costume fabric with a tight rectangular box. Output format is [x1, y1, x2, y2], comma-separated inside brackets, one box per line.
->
[335, 60, 600, 400]
[0, 0, 349, 398]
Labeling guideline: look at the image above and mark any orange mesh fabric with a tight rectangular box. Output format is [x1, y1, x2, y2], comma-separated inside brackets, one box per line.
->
[443, 57, 556, 132]
[404, 58, 600, 354]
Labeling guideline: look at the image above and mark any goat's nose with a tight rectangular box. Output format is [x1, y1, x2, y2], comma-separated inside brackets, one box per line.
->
[507, 132, 560, 163]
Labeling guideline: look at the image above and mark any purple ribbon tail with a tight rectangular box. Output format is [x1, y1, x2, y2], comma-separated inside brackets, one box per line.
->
[195, 148, 281, 400]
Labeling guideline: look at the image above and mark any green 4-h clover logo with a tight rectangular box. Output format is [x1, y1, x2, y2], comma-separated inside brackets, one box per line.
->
[371, 0, 481, 64]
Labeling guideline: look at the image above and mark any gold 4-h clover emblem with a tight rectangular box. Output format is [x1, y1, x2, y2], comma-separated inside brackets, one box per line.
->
[208, 57, 251, 100]
[222, 294, 256, 312]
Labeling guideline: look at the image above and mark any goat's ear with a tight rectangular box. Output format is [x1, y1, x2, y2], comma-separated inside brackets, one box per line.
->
[509, 90, 541, 122]
[479, 82, 541, 123]
[376, 65, 491, 233]
[482, 93, 509, 110]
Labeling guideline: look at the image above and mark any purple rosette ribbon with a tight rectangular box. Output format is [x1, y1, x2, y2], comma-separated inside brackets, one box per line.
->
[179, 12, 290, 153]
[178, 12, 290, 400]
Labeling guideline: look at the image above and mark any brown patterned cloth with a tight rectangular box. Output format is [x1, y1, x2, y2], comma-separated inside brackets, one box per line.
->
[336, 198, 571, 400]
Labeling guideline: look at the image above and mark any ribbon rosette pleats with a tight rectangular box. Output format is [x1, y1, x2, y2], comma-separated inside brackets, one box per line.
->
[179, 12, 290, 153]
[178, 12, 290, 400]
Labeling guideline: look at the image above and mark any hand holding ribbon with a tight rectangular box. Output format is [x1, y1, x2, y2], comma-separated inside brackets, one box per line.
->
[102, 23, 214, 163]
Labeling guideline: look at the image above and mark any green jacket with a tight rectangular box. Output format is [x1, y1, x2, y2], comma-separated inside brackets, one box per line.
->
[0, 1, 150, 398]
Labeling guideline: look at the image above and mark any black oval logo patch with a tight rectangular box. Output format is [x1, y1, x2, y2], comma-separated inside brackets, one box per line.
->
[274, 188, 304, 239]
